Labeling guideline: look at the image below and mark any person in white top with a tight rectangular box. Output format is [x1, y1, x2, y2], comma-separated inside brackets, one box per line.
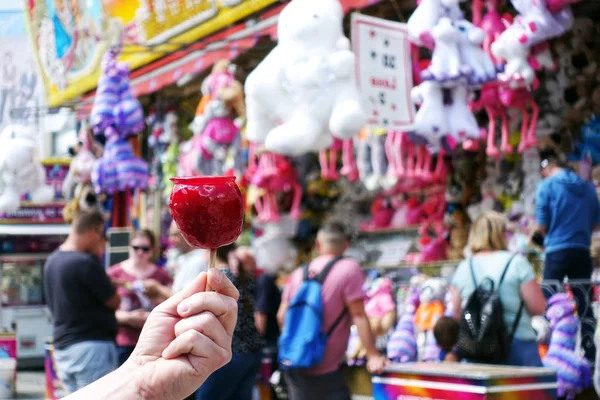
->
[144, 221, 208, 301]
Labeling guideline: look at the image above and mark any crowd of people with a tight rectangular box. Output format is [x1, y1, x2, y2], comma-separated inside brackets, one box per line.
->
[41, 149, 600, 400]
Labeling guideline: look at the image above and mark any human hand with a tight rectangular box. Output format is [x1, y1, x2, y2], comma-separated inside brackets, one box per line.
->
[125, 269, 239, 400]
[366, 353, 390, 375]
[143, 279, 164, 298]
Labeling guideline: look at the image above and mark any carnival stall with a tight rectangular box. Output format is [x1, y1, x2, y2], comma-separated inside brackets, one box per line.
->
[12, 0, 600, 397]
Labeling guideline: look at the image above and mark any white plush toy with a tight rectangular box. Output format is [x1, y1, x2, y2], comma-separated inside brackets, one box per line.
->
[244, 0, 366, 156]
[455, 20, 496, 86]
[0, 125, 54, 213]
[422, 17, 462, 82]
[448, 85, 480, 141]
[491, 25, 535, 87]
[407, 0, 463, 47]
[411, 81, 449, 147]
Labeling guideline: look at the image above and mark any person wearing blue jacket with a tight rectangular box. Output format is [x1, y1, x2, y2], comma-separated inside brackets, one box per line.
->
[536, 149, 600, 362]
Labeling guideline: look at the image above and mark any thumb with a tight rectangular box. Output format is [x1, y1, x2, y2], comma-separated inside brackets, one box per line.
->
[155, 272, 208, 315]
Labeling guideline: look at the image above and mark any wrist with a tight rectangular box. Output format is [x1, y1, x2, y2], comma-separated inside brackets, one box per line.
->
[125, 359, 156, 400]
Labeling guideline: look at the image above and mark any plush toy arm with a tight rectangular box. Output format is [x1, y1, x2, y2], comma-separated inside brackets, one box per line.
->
[328, 50, 356, 78]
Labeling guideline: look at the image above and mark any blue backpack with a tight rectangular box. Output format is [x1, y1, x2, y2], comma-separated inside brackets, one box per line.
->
[279, 257, 347, 370]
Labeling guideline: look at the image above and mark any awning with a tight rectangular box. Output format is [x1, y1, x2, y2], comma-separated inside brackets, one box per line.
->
[0, 225, 71, 236]
[77, 0, 383, 117]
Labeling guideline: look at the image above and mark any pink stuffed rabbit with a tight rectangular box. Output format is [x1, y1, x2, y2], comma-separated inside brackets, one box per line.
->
[498, 86, 539, 152]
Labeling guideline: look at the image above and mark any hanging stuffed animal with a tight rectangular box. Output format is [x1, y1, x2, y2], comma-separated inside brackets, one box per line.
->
[448, 85, 481, 142]
[347, 277, 397, 364]
[414, 278, 447, 361]
[543, 293, 591, 400]
[470, 83, 511, 157]
[62, 123, 97, 200]
[244, 0, 366, 156]
[320, 137, 359, 182]
[421, 17, 463, 83]
[356, 128, 391, 191]
[0, 125, 55, 212]
[387, 287, 420, 363]
[455, 19, 496, 86]
[491, 24, 536, 88]
[474, 0, 506, 65]
[248, 151, 303, 222]
[407, 0, 463, 48]
[411, 81, 449, 150]
[498, 86, 539, 152]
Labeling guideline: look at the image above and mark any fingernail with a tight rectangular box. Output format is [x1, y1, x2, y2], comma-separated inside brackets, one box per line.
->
[178, 303, 189, 315]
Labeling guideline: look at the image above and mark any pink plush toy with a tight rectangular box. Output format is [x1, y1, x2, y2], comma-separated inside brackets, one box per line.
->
[498, 86, 539, 152]
[473, 0, 506, 65]
[365, 278, 397, 319]
[470, 83, 511, 157]
[320, 137, 343, 180]
[250, 152, 303, 222]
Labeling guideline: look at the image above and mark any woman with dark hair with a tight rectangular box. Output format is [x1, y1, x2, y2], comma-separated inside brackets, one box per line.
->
[107, 229, 172, 365]
[195, 243, 264, 400]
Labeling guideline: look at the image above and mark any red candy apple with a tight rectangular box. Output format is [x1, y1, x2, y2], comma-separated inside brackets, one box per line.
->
[169, 176, 244, 250]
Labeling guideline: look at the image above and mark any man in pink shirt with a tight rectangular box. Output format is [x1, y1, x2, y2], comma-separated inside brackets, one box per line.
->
[277, 222, 388, 400]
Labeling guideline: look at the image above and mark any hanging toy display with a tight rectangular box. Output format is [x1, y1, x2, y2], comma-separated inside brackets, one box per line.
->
[246, 149, 303, 222]
[320, 137, 359, 182]
[356, 128, 393, 191]
[62, 122, 97, 201]
[147, 107, 179, 192]
[0, 125, 55, 213]
[543, 293, 591, 399]
[189, 60, 246, 176]
[90, 50, 148, 226]
[244, 0, 366, 156]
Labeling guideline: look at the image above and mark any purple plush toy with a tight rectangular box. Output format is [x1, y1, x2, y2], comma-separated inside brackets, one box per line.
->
[543, 293, 591, 399]
[387, 287, 420, 363]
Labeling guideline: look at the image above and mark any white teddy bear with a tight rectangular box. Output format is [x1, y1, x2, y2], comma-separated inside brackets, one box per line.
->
[244, 0, 366, 156]
[0, 125, 54, 213]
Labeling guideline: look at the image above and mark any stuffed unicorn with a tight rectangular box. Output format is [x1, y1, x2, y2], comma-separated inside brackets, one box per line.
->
[543, 293, 591, 399]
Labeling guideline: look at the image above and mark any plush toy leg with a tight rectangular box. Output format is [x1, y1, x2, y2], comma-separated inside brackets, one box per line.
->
[517, 110, 531, 153]
[433, 150, 445, 183]
[330, 98, 366, 140]
[290, 183, 303, 220]
[395, 133, 405, 177]
[254, 195, 266, 222]
[421, 149, 432, 181]
[500, 113, 512, 154]
[527, 101, 539, 148]
[266, 111, 329, 155]
[485, 110, 500, 158]
[406, 144, 415, 178]
[414, 145, 424, 178]
[319, 150, 331, 180]
[266, 192, 280, 222]
[0, 188, 21, 213]
[330, 149, 339, 177]
[340, 139, 359, 182]
[356, 138, 371, 182]
[385, 132, 398, 177]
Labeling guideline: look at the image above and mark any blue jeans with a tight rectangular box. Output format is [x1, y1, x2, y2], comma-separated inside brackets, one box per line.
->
[54, 341, 118, 394]
[544, 248, 596, 363]
[117, 345, 135, 366]
[195, 352, 262, 400]
[505, 338, 543, 367]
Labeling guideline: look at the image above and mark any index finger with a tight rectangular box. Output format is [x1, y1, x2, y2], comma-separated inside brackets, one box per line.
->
[208, 269, 239, 302]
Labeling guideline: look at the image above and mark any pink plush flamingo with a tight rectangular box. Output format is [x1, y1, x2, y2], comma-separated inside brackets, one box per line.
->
[498, 86, 539, 152]
[319, 138, 343, 180]
[385, 131, 405, 178]
[470, 83, 511, 157]
[251, 152, 303, 222]
[476, 0, 507, 65]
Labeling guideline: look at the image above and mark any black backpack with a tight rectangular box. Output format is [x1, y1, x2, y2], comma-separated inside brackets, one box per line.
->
[455, 254, 524, 364]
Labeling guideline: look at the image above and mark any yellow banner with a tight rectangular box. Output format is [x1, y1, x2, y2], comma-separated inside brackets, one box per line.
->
[24, 0, 277, 107]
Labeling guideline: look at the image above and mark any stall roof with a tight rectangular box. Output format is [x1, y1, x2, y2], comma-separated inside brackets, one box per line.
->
[0, 225, 70, 236]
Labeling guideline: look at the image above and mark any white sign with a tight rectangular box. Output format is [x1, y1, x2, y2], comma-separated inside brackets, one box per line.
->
[375, 239, 412, 267]
[351, 14, 414, 130]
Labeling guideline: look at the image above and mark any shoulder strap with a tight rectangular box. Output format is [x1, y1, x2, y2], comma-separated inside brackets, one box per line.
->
[327, 307, 348, 336]
[313, 256, 344, 284]
[302, 263, 310, 281]
[469, 259, 478, 288]
[510, 302, 524, 341]
[497, 253, 518, 291]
